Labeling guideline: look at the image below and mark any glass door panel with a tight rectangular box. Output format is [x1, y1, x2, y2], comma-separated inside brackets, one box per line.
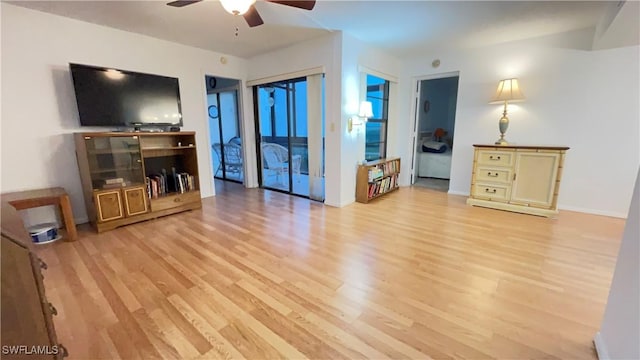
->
[207, 83, 243, 183]
[256, 76, 323, 200]
[84, 135, 144, 189]
[290, 80, 309, 197]
[259, 85, 290, 193]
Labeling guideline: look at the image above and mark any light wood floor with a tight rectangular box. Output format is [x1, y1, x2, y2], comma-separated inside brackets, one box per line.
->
[35, 182, 624, 359]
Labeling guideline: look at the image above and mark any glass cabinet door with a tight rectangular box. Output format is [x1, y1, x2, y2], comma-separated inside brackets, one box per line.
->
[84, 135, 144, 190]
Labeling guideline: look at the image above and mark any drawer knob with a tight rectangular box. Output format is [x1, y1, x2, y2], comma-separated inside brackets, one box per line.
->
[485, 188, 497, 193]
[174, 197, 182, 203]
[48, 302, 58, 316]
[487, 172, 499, 177]
[489, 155, 501, 160]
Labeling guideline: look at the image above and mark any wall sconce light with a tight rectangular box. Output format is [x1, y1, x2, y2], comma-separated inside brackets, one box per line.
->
[489, 78, 525, 145]
[348, 101, 374, 132]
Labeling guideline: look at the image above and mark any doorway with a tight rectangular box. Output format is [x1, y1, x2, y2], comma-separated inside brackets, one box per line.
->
[412, 74, 459, 192]
[205, 75, 243, 184]
[254, 75, 325, 201]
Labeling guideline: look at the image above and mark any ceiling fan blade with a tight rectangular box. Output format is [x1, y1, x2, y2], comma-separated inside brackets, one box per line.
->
[266, 0, 316, 11]
[243, 5, 264, 27]
[166, 0, 202, 8]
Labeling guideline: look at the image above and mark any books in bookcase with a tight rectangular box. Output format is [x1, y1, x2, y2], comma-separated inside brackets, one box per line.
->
[367, 173, 398, 198]
[98, 177, 127, 189]
[367, 159, 400, 182]
[146, 168, 196, 199]
[356, 157, 401, 203]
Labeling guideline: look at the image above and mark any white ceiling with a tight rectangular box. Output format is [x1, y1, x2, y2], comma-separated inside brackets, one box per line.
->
[8, 1, 611, 58]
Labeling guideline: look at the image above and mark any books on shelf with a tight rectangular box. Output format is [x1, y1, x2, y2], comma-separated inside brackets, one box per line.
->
[104, 177, 125, 184]
[367, 174, 398, 198]
[368, 168, 384, 182]
[97, 177, 127, 189]
[357, 157, 401, 204]
[367, 160, 400, 181]
[146, 168, 196, 199]
[175, 172, 196, 194]
[101, 182, 127, 189]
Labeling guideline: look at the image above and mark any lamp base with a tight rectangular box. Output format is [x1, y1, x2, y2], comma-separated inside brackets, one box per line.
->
[496, 107, 510, 145]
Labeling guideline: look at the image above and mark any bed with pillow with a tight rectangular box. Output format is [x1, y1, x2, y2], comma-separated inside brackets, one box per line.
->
[417, 140, 452, 179]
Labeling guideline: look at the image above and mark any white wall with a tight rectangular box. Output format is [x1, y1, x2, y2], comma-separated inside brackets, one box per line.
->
[594, 168, 640, 359]
[340, 33, 401, 205]
[1, 4, 248, 223]
[397, 31, 639, 217]
[593, 1, 639, 51]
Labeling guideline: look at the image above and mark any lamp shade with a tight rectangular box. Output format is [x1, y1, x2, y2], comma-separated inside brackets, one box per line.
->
[359, 101, 374, 118]
[220, 0, 256, 15]
[489, 78, 525, 104]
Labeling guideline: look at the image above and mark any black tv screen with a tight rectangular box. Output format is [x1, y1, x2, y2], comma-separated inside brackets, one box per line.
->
[70, 63, 183, 127]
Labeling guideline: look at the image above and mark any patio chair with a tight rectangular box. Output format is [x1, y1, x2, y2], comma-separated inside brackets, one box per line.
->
[261, 142, 301, 184]
[212, 142, 243, 179]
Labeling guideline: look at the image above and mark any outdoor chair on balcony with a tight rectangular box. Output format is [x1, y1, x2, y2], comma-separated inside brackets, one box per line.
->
[212, 142, 243, 179]
[261, 142, 301, 184]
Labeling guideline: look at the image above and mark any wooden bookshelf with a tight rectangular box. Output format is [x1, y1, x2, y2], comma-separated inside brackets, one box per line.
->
[356, 157, 401, 203]
[74, 131, 202, 232]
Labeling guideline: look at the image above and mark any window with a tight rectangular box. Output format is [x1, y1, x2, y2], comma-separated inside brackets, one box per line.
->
[365, 74, 389, 161]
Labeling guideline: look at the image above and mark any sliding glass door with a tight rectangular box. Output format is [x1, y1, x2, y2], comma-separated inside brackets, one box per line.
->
[255, 76, 324, 200]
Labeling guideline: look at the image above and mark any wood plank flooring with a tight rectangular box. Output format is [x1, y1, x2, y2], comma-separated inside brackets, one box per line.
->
[35, 182, 624, 359]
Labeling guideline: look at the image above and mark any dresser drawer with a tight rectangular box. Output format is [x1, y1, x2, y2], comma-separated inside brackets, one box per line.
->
[476, 167, 512, 184]
[150, 191, 200, 212]
[477, 150, 514, 167]
[472, 183, 510, 201]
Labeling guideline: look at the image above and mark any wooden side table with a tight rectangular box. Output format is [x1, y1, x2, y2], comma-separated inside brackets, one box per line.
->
[1, 187, 78, 242]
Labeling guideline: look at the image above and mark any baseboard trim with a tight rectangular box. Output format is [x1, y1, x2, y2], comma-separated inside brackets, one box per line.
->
[558, 205, 627, 219]
[443, 194, 627, 218]
[593, 331, 610, 360]
[325, 198, 354, 208]
[447, 190, 469, 196]
[74, 216, 89, 225]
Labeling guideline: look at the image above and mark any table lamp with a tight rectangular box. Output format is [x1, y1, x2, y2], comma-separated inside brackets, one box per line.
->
[489, 78, 525, 145]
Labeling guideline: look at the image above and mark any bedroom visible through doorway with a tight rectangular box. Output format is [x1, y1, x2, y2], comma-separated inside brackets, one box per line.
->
[412, 74, 459, 192]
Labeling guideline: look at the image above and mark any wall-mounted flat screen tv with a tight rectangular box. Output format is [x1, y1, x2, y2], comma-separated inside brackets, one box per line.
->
[70, 63, 183, 128]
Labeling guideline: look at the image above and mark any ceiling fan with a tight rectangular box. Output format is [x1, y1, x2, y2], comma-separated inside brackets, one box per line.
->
[167, 0, 316, 28]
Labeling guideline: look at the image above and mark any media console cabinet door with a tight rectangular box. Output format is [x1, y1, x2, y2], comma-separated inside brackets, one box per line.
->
[510, 151, 560, 208]
[123, 186, 149, 217]
[94, 190, 124, 222]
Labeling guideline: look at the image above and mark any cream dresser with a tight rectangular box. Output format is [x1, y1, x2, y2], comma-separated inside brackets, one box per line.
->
[466, 144, 569, 217]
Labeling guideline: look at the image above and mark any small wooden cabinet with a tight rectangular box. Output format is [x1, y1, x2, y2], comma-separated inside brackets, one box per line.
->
[466, 144, 569, 217]
[356, 158, 401, 203]
[75, 132, 202, 232]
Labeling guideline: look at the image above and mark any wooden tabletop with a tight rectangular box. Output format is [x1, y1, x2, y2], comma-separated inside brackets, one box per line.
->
[1, 187, 68, 203]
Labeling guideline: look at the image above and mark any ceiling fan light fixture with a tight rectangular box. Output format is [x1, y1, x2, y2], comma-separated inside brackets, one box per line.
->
[219, 0, 256, 15]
